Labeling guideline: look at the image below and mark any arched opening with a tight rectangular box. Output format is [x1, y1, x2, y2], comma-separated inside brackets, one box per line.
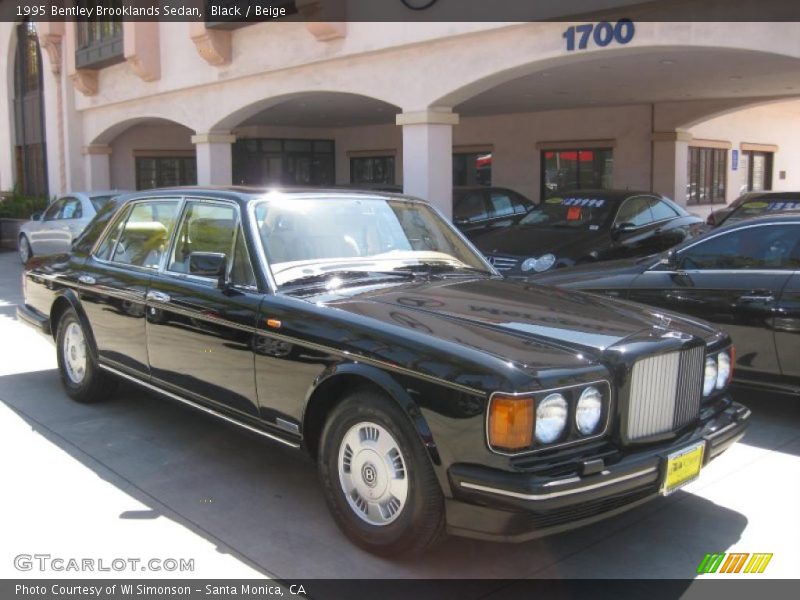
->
[215, 92, 401, 188]
[12, 21, 48, 197]
[90, 118, 196, 191]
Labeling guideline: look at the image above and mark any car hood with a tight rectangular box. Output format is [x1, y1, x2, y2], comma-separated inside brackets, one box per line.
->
[325, 277, 717, 372]
[474, 225, 608, 260]
[528, 256, 655, 288]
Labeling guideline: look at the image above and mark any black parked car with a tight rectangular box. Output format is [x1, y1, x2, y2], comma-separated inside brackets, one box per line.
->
[453, 186, 536, 238]
[530, 214, 800, 395]
[473, 190, 705, 276]
[714, 191, 800, 227]
[18, 187, 749, 555]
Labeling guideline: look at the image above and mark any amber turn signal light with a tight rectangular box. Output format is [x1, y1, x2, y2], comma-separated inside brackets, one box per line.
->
[488, 396, 534, 450]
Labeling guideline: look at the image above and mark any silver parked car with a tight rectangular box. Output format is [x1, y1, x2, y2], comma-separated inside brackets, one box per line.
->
[18, 191, 129, 263]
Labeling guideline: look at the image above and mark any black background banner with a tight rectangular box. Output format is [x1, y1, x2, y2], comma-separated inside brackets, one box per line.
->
[2, 0, 800, 23]
[3, 580, 800, 600]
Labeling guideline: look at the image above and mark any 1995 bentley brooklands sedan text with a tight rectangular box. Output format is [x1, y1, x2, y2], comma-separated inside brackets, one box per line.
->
[17, 187, 750, 555]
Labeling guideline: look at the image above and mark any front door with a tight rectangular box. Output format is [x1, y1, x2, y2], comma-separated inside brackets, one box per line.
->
[629, 223, 797, 383]
[775, 271, 800, 381]
[29, 198, 65, 256]
[145, 199, 261, 417]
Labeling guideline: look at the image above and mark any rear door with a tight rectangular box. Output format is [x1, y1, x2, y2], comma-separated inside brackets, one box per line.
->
[79, 198, 182, 376]
[629, 223, 796, 382]
[145, 198, 261, 417]
[29, 199, 65, 255]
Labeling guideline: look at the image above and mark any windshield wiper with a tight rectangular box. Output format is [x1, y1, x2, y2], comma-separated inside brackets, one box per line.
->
[280, 270, 414, 290]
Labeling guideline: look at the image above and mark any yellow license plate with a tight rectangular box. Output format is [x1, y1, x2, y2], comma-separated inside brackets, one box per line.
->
[662, 441, 705, 495]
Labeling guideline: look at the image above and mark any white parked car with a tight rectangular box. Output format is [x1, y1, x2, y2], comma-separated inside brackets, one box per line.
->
[17, 191, 128, 263]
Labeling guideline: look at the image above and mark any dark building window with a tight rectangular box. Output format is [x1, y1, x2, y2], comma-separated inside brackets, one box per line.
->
[135, 157, 197, 190]
[742, 150, 773, 192]
[75, 2, 124, 69]
[232, 138, 335, 186]
[13, 22, 48, 198]
[453, 152, 492, 186]
[541, 148, 613, 199]
[687, 147, 727, 205]
[351, 156, 395, 185]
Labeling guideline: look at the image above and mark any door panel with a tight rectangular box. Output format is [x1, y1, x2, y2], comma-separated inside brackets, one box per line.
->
[775, 272, 800, 379]
[30, 199, 64, 255]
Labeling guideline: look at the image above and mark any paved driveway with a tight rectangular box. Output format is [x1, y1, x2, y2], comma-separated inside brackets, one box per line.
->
[0, 250, 798, 581]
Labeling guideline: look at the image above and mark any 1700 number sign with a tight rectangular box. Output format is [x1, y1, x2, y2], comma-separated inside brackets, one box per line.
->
[563, 20, 635, 52]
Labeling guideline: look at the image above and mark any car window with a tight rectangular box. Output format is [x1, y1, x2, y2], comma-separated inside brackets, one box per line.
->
[725, 199, 800, 224]
[59, 198, 82, 220]
[89, 195, 114, 211]
[520, 196, 612, 229]
[649, 198, 679, 221]
[509, 190, 535, 214]
[616, 197, 653, 227]
[678, 225, 800, 270]
[230, 227, 257, 289]
[111, 200, 181, 269]
[489, 191, 515, 218]
[43, 200, 65, 221]
[454, 192, 489, 223]
[168, 201, 237, 276]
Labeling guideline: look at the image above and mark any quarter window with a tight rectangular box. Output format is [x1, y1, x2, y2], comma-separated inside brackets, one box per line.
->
[168, 201, 237, 276]
[648, 198, 679, 221]
[109, 201, 181, 269]
[678, 225, 800, 270]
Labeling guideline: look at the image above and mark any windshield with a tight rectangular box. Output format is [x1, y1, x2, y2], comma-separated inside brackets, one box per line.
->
[724, 199, 800, 224]
[253, 196, 493, 287]
[90, 195, 115, 211]
[518, 196, 613, 229]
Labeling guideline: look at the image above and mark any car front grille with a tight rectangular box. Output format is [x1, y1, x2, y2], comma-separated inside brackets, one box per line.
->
[626, 346, 705, 441]
[487, 255, 519, 271]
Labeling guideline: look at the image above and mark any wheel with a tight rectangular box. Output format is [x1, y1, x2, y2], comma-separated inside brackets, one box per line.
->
[55, 308, 116, 403]
[318, 388, 446, 555]
[18, 235, 31, 264]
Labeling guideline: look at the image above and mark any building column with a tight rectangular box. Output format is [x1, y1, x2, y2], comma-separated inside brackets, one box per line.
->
[83, 145, 112, 190]
[396, 109, 459, 219]
[192, 133, 235, 186]
[651, 131, 691, 206]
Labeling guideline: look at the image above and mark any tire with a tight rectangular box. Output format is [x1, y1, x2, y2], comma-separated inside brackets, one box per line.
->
[18, 235, 31, 264]
[318, 388, 446, 555]
[55, 308, 117, 403]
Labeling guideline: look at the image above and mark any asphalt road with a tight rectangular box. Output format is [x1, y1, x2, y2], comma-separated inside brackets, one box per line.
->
[0, 249, 798, 583]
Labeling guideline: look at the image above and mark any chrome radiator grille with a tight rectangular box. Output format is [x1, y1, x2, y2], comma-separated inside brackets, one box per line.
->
[627, 346, 704, 440]
[487, 255, 519, 271]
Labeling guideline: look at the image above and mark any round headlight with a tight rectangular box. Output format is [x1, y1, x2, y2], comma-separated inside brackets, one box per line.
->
[521, 254, 557, 273]
[716, 351, 731, 389]
[703, 356, 717, 396]
[535, 393, 568, 444]
[576, 386, 604, 436]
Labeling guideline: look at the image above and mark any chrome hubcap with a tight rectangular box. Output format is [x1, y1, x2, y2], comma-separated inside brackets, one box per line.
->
[63, 323, 87, 384]
[19, 238, 29, 262]
[338, 422, 408, 526]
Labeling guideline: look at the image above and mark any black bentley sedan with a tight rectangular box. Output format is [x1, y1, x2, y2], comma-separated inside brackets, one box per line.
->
[473, 190, 705, 276]
[530, 213, 800, 395]
[18, 187, 749, 555]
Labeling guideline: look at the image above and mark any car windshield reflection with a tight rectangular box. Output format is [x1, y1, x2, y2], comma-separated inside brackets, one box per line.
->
[252, 196, 494, 288]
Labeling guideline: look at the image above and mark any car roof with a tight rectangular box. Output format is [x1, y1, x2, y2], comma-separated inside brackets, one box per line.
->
[62, 190, 129, 198]
[112, 186, 427, 207]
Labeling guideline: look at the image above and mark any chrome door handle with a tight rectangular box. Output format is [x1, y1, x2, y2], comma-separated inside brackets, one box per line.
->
[77, 275, 96, 285]
[146, 291, 171, 303]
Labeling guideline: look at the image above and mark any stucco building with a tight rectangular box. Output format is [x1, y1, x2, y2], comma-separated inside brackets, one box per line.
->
[3, 8, 800, 219]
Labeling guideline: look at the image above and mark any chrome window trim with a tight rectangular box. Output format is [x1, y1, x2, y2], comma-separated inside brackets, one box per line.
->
[485, 379, 612, 457]
[645, 220, 800, 273]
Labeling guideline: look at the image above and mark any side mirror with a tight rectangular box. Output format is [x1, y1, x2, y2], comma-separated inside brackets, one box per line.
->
[188, 252, 227, 284]
[660, 249, 679, 269]
[612, 222, 634, 239]
[31, 213, 42, 222]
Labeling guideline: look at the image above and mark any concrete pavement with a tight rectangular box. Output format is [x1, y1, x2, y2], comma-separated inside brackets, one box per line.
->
[0, 249, 798, 582]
